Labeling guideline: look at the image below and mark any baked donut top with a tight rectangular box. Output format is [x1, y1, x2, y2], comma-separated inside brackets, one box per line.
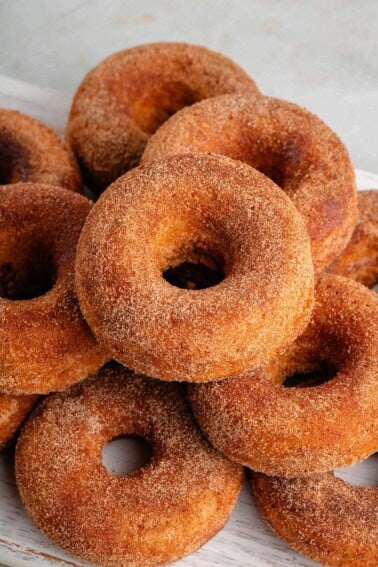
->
[75, 153, 314, 381]
[188, 273, 378, 475]
[69, 42, 258, 135]
[142, 93, 357, 270]
[67, 43, 259, 193]
[16, 363, 242, 512]
[253, 470, 377, 566]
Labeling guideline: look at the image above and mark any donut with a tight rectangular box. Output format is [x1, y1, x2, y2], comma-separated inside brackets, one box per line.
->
[142, 94, 357, 271]
[67, 42, 259, 194]
[0, 182, 108, 395]
[327, 190, 378, 288]
[0, 394, 38, 450]
[188, 273, 378, 476]
[75, 153, 314, 383]
[0, 109, 81, 191]
[252, 467, 378, 567]
[16, 364, 243, 567]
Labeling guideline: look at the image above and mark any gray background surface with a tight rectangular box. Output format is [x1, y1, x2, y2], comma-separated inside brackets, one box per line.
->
[0, 0, 377, 170]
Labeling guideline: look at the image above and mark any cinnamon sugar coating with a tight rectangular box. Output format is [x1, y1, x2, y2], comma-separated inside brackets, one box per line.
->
[188, 274, 378, 476]
[0, 394, 38, 449]
[0, 183, 109, 394]
[16, 364, 243, 567]
[142, 94, 357, 271]
[67, 42, 259, 194]
[327, 190, 378, 288]
[252, 470, 378, 567]
[75, 154, 314, 383]
[0, 109, 81, 191]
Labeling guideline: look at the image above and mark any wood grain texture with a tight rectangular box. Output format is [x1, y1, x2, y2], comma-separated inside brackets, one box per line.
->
[0, 75, 376, 567]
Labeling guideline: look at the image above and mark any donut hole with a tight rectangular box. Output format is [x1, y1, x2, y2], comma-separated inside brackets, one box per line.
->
[335, 454, 377, 487]
[0, 234, 56, 300]
[0, 156, 13, 184]
[241, 136, 308, 192]
[102, 435, 153, 477]
[0, 137, 29, 184]
[131, 82, 200, 134]
[163, 247, 225, 290]
[258, 162, 286, 188]
[282, 360, 338, 388]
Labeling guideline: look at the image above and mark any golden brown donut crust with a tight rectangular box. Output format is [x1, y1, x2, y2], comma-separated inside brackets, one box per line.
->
[142, 94, 357, 271]
[67, 42, 259, 193]
[0, 394, 38, 450]
[327, 190, 378, 288]
[0, 109, 81, 191]
[252, 470, 378, 567]
[75, 153, 314, 383]
[188, 274, 378, 476]
[0, 183, 109, 395]
[16, 364, 243, 567]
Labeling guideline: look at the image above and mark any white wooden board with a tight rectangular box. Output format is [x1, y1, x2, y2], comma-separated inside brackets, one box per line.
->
[0, 74, 376, 567]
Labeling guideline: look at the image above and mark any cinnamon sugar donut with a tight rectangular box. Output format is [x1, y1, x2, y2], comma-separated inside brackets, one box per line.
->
[188, 274, 378, 476]
[16, 364, 243, 567]
[75, 154, 314, 383]
[252, 468, 378, 567]
[0, 394, 38, 450]
[0, 109, 81, 191]
[67, 42, 259, 194]
[142, 94, 357, 271]
[328, 190, 378, 288]
[0, 183, 108, 395]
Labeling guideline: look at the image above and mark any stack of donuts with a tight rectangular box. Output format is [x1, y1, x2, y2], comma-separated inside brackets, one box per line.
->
[0, 43, 377, 567]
